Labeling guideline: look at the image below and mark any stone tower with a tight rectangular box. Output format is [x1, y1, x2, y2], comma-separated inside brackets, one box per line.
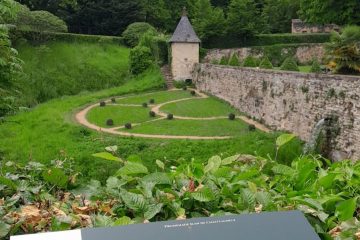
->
[169, 8, 201, 81]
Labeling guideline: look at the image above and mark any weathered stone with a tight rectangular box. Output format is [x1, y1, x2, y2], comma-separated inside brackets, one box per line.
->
[193, 64, 360, 160]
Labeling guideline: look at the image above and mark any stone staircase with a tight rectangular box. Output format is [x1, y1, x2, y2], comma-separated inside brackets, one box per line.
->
[161, 65, 174, 89]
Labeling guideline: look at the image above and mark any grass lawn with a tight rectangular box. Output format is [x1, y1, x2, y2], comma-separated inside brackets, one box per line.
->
[298, 65, 312, 73]
[0, 69, 302, 183]
[160, 97, 240, 118]
[87, 105, 157, 128]
[116, 90, 195, 105]
[123, 118, 249, 136]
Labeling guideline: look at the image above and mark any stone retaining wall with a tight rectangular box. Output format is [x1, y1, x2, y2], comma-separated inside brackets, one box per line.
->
[192, 64, 360, 160]
[204, 44, 325, 65]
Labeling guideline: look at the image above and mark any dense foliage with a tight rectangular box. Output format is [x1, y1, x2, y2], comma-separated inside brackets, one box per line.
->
[325, 26, 360, 75]
[243, 56, 258, 67]
[280, 57, 299, 71]
[1, 136, 360, 239]
[228, 54, 240, 66]
[122, 22, 156, 48]
[12, 4, 68, 32]
[259, 56, 273, 69]
[310, 59, 321, 73]
[129, 46, 154, 75]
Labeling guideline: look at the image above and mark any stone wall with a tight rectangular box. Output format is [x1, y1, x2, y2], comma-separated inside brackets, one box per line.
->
[204, 44, 325, 66]
[171, 43, 199, 81]
[292, 19, 340, 34]
[192, 64, 360, 160]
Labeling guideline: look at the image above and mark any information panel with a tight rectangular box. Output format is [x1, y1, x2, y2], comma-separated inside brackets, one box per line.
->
[11, 210, 320, 240]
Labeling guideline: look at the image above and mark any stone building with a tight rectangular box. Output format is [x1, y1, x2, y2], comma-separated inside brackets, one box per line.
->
[292, 19, 340, 34]
[169, 8, 201, 81]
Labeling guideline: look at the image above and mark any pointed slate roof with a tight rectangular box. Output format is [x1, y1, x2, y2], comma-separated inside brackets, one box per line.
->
[169, 8, 201, 43]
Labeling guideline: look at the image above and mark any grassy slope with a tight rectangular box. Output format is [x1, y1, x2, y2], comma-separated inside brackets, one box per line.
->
[15, 41, 130, 105]
[117, 90, 194, 104]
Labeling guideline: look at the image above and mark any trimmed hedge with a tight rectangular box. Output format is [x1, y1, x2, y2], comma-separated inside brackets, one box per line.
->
[204, 33, 331, 49]
[10, 29, 124, 45]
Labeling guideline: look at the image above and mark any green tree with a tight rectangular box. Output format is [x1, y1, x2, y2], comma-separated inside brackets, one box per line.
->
[310, 58, 321, 73]
[262, 0, 299, 33]
[259, 56, 273, 69]
[243, 56, 257, 67]
[299, 0, 360, 25]
[229, 54, 240, 66]
[219, 56, 229, 65]
[325, 26, 360, 74]
[280, 57, 299, 71]
[191, 0, 227, 42]
[227, 0, 264, 39]
[140, 0, 171, 29]
[122, 22, 157, 47]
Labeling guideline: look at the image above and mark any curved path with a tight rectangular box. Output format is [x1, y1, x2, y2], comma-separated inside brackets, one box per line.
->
[75, 89, 270, 140]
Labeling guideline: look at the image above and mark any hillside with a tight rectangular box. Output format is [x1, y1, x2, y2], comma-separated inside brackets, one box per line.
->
[14, 41, 130, 106]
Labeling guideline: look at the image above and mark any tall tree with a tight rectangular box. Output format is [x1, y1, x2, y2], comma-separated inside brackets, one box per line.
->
[191, 0, 226, 41]
[262, 0, 299, 33]
[227, 0, 265, 39]
[140, 0, 171, 29]
[299, 0, 360, 25]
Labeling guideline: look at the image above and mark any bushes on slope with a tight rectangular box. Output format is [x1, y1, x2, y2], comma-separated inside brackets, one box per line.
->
[129, 46, 154, 75]
[243, 56, 258, 67]
[122, 22, 157, 48]
[229, 54, 240, 66]
[310, 59, 322, 73]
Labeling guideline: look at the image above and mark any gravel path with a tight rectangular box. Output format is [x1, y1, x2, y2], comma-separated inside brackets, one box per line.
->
[75, 89, 270, 140]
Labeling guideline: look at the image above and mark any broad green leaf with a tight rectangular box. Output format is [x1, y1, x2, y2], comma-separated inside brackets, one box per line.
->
[142, 172, 171, 185]
[222, 155, 239, 165]
[204, 156, 221, 173]
[105, 145, 118, 153]
[93, 215, 113, 227]
[336, 198, 358, 221]
[276, 134, 296, 148]
[92, 152, 123, 162]
[0, 221, 10, 238]
[114, 216, 133, 226]
[272, 164, 296, 176]
[144, 203, 163, 220]
[106, 176, 120, 189]
[42, 168, 68, 188]
[240, 188, 256, 209]
[192, 187, 215, 202]
[0, 176, 17, 190]
[318, 173, 337, 189]
[255, 191, 272, 208]
[117, 162, 148, 176]
[156, 160, 165, 170]
[121, 191, 147, 211]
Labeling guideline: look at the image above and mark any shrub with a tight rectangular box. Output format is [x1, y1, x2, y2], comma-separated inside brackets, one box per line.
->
[248, 124, 256, 131]
[182, 86, 187, 91]
[167, 113, 174, 120]
[228, 113, 236, 120]
[149, 111, 156, 117]
[25, 10, 68, 33]
[259, 56, 273, 69]
[229, 54, 240, 66]
[326, 25, 360, 74]
[280, 57, 299, 71]
[100, 101, 106, 107]
[122, 22, 157, 47]
[310, 59, 322, 73]
[190, 90, 196, 96]
[185, 79, 193, 86]
[129, 46, 154, 75]
[142, 103, 148, 108]
[106, 119, 114, 126]
[219, 56, 229, 65]
[149, 99, 155, 104]
[243, 56, 257, 67]
[125, 123, 132, 129]
[111, 98, 116, 103]
[138, 32, 168, 65]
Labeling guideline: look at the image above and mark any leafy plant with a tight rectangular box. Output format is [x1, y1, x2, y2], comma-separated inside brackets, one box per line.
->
[142, 103, 148, 108]
[229, 54, 240, 66]
[167, 113, 174, 120]
[280, 57, 299, 71]
[122, 22, 157, 48]
[259, 56, 273, 69]
[325, 25, 360, 74]
[228, 113, 235, 120]
[219, 56, 229, 65]
[149, 111, 156, 117]
[100, 101, 106, 107]
[106, 119, 114, 126]
[129, 46, 154, 75]
[310, 58, 322, 73]
[243, 56, 257, 67]
[125, 123, 132, 129]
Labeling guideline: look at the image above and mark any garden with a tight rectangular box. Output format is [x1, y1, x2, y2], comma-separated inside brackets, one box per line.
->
[1, 0, 360, 239]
